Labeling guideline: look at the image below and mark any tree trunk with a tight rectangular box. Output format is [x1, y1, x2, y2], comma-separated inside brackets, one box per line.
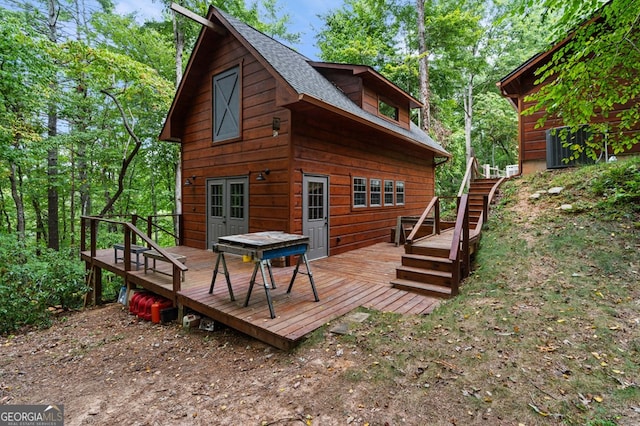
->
[97, 90, 143, 217]
[32, 197, 46, 247]
[47, 0, 60, 250]
[173, 9, 185, 244]
[9, 163, 25, 241]
[416, 0, 431, 133]
[463, 78, 473, 164]
[0, 182, 12, 232]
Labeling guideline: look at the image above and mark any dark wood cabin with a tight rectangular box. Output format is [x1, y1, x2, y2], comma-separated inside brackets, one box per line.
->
[160, 6, 449, 260]
[497, 14, 640, 175]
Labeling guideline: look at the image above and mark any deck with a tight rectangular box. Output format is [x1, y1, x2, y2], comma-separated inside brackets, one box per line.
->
[81, 242, 440, 350]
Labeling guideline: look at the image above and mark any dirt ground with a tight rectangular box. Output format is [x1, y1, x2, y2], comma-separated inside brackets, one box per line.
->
[0, 303, 437, 426]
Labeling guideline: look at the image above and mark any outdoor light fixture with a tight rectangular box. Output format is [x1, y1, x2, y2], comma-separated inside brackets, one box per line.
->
[256, 169, 270, 181]
[272, 117, 280, 137]
[184, 175, 196, 186]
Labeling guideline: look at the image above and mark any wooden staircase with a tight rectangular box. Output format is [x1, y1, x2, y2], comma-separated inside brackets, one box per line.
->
[391, 160, 504, 299]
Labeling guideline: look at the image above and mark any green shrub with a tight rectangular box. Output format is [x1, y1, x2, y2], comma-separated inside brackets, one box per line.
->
[0, 233, 87, 334]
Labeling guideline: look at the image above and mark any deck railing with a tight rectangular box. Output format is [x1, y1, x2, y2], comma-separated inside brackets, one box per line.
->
[81, 215, 188, 295]
[100, 214, 182, 246]
[405, 196, 440, 245]
[448, 193, 470, 296]
[131, 214, 183, 246]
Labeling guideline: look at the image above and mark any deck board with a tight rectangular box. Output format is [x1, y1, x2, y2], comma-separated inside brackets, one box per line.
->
[82, 242, 440, 350]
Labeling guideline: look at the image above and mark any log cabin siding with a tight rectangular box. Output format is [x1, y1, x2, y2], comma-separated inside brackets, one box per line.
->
[518, 95, 640, 166]
[180, 36, 293, 249]
[291, 111, 434, 256]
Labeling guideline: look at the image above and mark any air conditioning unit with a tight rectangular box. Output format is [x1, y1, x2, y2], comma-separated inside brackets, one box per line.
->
[546, 126, 593, 169]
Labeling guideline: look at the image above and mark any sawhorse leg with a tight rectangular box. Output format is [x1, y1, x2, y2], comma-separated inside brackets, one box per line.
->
[244, 260, 276, 318]
[286, 253, 319, 302]
[209, 252, 235, 301]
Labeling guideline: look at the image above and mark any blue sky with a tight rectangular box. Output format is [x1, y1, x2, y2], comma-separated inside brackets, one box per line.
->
[114, 0, 343, 60]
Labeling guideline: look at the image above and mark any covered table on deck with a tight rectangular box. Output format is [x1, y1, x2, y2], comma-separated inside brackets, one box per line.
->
[209, 231, 320, 318]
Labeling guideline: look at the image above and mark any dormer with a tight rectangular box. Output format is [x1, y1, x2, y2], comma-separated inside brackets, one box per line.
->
[309, 62, 422, 131]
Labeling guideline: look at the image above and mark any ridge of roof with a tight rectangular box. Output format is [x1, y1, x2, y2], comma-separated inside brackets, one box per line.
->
[214, 8, 448, 157]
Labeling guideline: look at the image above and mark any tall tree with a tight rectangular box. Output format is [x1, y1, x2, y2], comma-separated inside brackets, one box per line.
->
[46, 0, 60, 250]
[416, 0, 431, 133]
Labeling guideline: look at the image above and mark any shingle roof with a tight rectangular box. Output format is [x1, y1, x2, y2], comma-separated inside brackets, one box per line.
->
[215, 8, 449, 157]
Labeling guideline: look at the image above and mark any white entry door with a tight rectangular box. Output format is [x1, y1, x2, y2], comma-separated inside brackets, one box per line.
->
[302, 175, 329, 259]
[207, 177, 248, 249]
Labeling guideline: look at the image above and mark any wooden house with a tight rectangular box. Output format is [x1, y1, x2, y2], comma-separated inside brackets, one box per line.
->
[160, 6, 449, 260]
[497, 14, 640, 175]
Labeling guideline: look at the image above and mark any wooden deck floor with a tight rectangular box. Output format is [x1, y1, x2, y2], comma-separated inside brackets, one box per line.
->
[82, 242, 440, 350]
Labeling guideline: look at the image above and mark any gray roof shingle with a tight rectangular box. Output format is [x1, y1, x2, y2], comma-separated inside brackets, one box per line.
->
[216, 8, 448, 157]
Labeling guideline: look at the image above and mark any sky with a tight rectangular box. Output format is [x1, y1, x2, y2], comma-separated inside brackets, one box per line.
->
[114, 0, 344, 60]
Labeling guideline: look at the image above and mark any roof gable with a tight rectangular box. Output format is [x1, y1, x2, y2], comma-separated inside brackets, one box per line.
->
[160, 6, 448, 157]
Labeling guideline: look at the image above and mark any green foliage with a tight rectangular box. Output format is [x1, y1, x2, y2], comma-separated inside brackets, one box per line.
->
[0, 232, 87, 334]
[522, 0, 640, 158]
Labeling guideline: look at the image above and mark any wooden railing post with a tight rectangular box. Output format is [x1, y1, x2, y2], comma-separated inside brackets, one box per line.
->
[131, 215, 138, 245]
[462, 199, 470, 279]
[124, 226, 131, 273]
[147, 215, 153, 244]
[80, 217, 87, 252]
[483, 195, 489, 227]
[90, 218, 98, 258]
[173, 265, 181, 294]
[435, 198, 441, 235]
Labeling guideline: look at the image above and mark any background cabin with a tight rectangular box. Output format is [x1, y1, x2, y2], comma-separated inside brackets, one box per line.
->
[160, 7, 449, 260]
[498, 16, 640, 175]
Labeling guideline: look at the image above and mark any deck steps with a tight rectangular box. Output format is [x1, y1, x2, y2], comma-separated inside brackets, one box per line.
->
[393, 176, 503, 299]
[401, 253, 453, 272]
[396, 265, 452, 286]
[390, 278, 453, 299]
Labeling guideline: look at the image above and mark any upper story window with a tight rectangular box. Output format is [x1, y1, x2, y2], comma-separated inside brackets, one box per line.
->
[213, 65, 241, 142]
[378, 99, 399, 121]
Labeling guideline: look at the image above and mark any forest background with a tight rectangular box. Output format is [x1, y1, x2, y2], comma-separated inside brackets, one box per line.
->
[0, 0, 636, 332]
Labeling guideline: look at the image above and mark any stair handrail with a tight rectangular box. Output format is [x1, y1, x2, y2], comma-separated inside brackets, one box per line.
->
[448, 194, 470, 296]
[405, 196, 440, 245]
[457, 156, 480, 197]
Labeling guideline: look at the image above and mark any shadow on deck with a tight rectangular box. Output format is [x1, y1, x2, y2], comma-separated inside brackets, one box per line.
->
[81, 243, 439, 350]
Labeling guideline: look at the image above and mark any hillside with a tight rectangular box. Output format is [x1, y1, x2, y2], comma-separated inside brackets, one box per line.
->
[1, 158, 638, 425]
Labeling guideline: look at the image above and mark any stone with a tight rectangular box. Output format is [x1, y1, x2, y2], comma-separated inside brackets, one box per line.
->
[548, 186, 564, 195]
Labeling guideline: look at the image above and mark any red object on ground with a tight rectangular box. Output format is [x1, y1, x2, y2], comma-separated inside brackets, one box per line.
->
[151, 300, 173, 323]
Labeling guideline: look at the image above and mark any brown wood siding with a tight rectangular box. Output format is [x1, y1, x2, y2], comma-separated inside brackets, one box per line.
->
[179, 36, 292, 249]
[363, 87, 410, 130]
[520, 95, 640, 165]
[291, 110, 435, 256]
[314, 68, 364, 107]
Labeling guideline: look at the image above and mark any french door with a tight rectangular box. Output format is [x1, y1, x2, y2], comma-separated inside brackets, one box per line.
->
[207, 177, 248, 249]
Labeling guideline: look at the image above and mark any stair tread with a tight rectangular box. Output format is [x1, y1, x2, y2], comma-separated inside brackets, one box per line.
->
[402, 253, 453, 264]
[396, 265, 453, 278]
[391, 279, 453, 295]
